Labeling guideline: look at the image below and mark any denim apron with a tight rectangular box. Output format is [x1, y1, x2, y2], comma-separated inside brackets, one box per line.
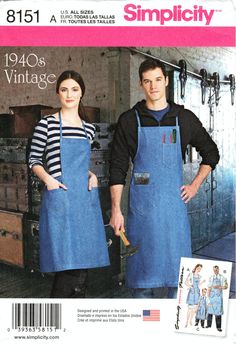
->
[39, 112, 110, 272]
[208, 277, 223, 316]
[126, 110, 192, 288]
[186, 274, 201, 305]
[196, 296, 207, 320]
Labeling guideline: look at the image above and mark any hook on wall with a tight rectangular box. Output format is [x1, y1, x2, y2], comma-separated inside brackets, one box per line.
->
[229, 74, 235, 106]
[178, 59, 187, 99]
[212, 72, 220, 107]
[200, 69, 208, 105]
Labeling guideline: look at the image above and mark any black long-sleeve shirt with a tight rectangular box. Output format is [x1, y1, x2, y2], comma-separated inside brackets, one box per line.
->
[109, 100, 220, 186]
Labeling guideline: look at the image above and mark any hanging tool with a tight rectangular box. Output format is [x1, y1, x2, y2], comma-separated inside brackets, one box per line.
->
[200, 69, 208, 105]
[207, 84, 214, 134]
[119, 230, 139, 259]
[179, 60, 187, 99]
[204, 179, 211, 210]
[212, 72, 220, 106]
[229, 74, 235, 106]
[210, 172, 218, 207]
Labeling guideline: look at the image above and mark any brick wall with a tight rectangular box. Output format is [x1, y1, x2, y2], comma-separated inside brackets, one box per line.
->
[0, 47, 112, 120]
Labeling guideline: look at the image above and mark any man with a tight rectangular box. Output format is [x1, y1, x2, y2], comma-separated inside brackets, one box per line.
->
[206, 266, 228, 331]
[109, 58, 219, 298]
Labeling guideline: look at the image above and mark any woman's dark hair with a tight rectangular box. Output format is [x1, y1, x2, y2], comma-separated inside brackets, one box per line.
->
[56, 70, 90, 122]
[139, 58, 167, 81]
[192, 264, 203, 273]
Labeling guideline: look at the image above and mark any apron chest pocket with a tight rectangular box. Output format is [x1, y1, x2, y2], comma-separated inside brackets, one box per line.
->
[129, 184, 157, 216]
[162, 143, 177, 168]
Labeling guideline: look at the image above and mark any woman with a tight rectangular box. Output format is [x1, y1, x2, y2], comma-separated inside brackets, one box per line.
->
[185, 263, 205, 327]
[29, 70, 110, 297]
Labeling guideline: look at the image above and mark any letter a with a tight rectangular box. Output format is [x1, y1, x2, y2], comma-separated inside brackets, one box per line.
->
[50, 15, 57, 23]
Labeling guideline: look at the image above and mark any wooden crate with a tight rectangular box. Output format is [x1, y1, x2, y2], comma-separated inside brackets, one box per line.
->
[9, 105, 53, 137]
[0, 210, 24, 267]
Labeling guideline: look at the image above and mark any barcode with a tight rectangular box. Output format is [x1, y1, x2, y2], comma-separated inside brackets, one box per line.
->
[12, 303, 62, 329]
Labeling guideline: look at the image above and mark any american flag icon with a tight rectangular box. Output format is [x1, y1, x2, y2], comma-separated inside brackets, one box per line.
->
[143, 310, 160, 321]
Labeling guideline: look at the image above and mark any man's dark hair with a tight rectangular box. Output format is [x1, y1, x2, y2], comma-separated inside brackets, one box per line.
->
[139, 58, 167, 81]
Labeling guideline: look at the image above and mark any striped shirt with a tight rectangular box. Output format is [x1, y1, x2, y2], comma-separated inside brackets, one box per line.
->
[28, 115, 95, 178]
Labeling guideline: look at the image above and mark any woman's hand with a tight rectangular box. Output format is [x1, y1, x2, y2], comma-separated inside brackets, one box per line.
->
[88, 171, 98, 190]
[45, 176, 67, 191]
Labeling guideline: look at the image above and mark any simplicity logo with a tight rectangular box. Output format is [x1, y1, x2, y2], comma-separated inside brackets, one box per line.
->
[123, 4, 217, 25]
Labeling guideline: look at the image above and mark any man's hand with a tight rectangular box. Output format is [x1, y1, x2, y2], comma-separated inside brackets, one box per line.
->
[109, 209, 125, 236]
[181, 183, 199, 203]
[181, 164, 212, 203]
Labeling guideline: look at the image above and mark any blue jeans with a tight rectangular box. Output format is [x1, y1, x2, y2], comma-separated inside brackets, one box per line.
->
[132, 287, 177, 299]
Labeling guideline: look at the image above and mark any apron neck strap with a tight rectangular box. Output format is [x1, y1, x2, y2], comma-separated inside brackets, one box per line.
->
[135, 110, 179, 128]
[135, 109, 141, 127]
[59, 110, 89, 140]
[59, 110, 63, 140]
[58, 110, 64, 181]
[81, 120, 89, 140]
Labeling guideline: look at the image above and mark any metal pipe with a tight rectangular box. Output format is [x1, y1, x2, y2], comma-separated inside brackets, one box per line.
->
[128, 47, 231, 85]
